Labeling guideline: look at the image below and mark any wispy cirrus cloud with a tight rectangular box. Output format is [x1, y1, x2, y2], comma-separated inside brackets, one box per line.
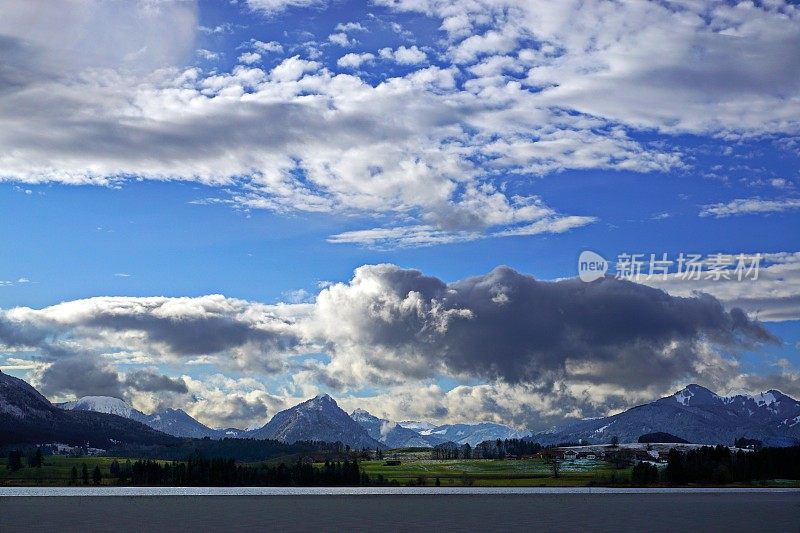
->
[700, 197, 800, 218]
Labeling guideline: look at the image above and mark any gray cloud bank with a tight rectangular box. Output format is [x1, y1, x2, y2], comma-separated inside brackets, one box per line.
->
[0, 264, 781, 404]
[310, 264, 777, 391]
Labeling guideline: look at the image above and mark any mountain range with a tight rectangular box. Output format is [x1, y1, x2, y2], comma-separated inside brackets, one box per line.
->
[59, 396, 224, 439]
[534, 384, 800, 447]
[3, 369, 799, 449]
[351, 408, 444, 448]
[0, 370, 178, 448]
[247, 394, 384, 449]
[54, 391, 526, 448]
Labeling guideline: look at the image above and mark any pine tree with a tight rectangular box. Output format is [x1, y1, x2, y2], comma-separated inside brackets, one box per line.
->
[7, 450, 23, 472]
[70, 465, 78, 485]
[82, 463, 89, 485]
[93, 465, 102, 486]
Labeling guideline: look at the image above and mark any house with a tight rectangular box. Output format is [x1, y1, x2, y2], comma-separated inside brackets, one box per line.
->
[563, 451, 578, 460]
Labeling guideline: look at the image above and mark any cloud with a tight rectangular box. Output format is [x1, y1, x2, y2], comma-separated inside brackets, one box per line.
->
[700, 197, 800, 218]
[252, 40, 284, 54]
[643, 252, 800, 322]
[337, 21, 367, 31]
[326, 186, 596, 247]
[492, 215, 597, 237]
[123, 369, 188, 394]
[38, 357, 124, 399]
[196, 49, 220, 61]
[0, 1, 796, 252]
[337, 52, 375, 69]
[307, 264, 777, 390]
[0, 2, 691, 247]
[35, 356, 187, 401]
[1, 264, 779, 395]
[328, 215, 596, 248]
[246, 0, 324, 16]
[238, 52, 262, 65]
[377, 0, 800, 135]
[178, 374, 291, 429]
[0, 0, 197, 75]
[2, 262, 791, 429]
[328, 32, 353, 47]
[0, 295, 306, 373]
[379, 45, 427, 65]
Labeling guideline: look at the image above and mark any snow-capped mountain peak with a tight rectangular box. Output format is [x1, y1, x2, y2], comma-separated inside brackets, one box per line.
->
[673, 384, 719, 406]
[313, 393, 334, 401]
[247, 395, 384, 449]
[537, 385, 800, 447]
[350, 408, 376, 423]
[58, 395, 228, 439]
[398, 420, 436, 432]
[65, 396, 142, 419]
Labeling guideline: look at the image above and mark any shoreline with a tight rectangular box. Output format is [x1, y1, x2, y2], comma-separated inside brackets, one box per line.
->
[2, 486, 800, 496]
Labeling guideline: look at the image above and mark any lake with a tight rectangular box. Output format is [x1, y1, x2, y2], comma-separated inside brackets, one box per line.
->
[0, 488, 798, 532]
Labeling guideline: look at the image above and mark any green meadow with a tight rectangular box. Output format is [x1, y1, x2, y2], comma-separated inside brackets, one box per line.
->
[0, 454, 628, 487]
[0, 456, 166, 486]
[360, 458, 631, 487]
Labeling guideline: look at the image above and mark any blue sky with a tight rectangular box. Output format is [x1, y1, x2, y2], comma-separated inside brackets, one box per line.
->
[0, 0, 799, 430]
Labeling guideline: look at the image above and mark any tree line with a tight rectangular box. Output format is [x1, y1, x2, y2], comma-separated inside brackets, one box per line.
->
[665, 445, 800, 484]
[103, 455, 370, 487]
[110, 438, 347, 463]
[431, 438, 543, 460]
[5, 448, 43, 471]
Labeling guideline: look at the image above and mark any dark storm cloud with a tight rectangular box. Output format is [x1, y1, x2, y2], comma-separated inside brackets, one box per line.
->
[80, 312, 297, 356]
[0, 267, 781, 396]
[318, 265, 778, 389]
[38, 357, 189, 400]
[0, 296, 302, 363]
[39, 357, 124, 399]
[123, 369, 188, 394]
[439, 267, 776, 384]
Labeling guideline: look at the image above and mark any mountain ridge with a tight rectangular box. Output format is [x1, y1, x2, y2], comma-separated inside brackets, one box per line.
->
[0, 370, 178, 447]
[534, 384, 800, 447]
[59, 395, 226, 439]
[246, 394, 385, 449]
[6, 370, 800, 449]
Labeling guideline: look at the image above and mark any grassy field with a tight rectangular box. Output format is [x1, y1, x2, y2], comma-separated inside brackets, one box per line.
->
[0, 456, 169, 486]
[0, 455, 628, 487]
[1, 455, 797, 487]
[361, 458, 631, 487]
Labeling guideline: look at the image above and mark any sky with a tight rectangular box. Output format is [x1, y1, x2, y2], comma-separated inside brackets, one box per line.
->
[0, 0, 799, 432]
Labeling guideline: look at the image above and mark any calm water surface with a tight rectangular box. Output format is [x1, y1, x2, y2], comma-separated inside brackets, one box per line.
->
[1, 488, 798, 532]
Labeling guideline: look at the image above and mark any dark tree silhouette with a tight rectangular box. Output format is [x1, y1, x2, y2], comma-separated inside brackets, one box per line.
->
[7, 450, 23, 472]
